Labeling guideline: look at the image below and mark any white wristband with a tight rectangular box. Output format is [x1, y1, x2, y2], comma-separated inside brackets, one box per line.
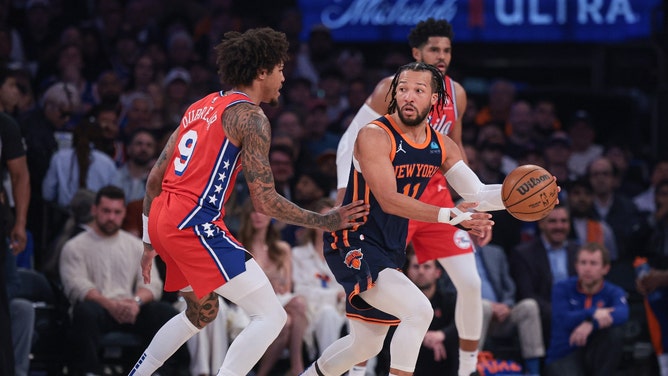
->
[437, 208, 451, 223]
[142, 214, 151, 244]
[437, 207, 473, 225]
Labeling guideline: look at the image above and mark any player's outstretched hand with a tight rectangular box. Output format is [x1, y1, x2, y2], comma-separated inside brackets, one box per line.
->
[456, 202, 494, 238]
[324, 200, 370, 232]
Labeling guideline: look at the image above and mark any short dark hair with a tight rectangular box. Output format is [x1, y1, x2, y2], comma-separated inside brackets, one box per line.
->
[408, 18, 454, 49]
[269, 144, 295, 162]
[95, 185, 126, 205]
[387, 62, 447, 114]
[577, 242, 611, 266]
[566, 177, 593, 193]
[0, 65, 18, 87]
[214, 27, 289, 87]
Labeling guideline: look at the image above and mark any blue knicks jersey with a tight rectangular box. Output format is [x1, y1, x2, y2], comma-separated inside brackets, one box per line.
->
[331, 115, 446, 254]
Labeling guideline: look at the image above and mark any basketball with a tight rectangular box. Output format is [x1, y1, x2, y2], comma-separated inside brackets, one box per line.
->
[502, 165, 558, 222]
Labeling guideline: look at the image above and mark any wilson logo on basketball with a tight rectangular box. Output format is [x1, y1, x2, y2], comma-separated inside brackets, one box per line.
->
[344, 249, 364, 270]
[515, 174, 550, 195]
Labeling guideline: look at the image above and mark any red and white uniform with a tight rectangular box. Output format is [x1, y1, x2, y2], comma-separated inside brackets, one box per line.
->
[408, 75, 473, 263]
[148, 91, 250, 298]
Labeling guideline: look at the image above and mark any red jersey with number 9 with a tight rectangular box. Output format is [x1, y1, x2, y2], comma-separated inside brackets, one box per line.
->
[161, 90, 249, 230]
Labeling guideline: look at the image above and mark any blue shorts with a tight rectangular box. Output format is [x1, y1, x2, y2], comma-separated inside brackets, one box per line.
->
[324, 232, 401, 325]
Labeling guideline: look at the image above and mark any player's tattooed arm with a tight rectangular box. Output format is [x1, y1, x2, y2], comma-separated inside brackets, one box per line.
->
[223, 103, 336, 229]
[143, 127, 179, 215]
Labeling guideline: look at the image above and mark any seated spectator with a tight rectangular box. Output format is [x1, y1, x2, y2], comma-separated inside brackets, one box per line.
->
[43, 188, 95, 283]
[112, 128, 157, 202]
[474, 79, 516, 128]
[291, 198, 346, 358]
[405, 247, 459, 376]
[587, 156, 642, 261]
[532, 98, 561, 146]
[88, 102, 125, 167]
[42, 116, 117, 209]
[293, 169, 332, 210]
[567, 177, 618, 260]
[543, 131, 575, 185]
[5, 248, 35, 376]
[59, 186, 185, 375]
[510, 204, 579, 347]
[567, 110, 603, 177]
[238, 199, 308, 376]
[505, 100, 537, 161]
[634, 178, 668, 376]
[303, 99, 340, 158]
[475, 237, 544, 376]
[634, 158, 668, 215]
[545, 242, 629, 376]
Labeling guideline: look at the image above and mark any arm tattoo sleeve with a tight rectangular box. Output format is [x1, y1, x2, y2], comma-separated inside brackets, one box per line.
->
[223, 104, 335, 229]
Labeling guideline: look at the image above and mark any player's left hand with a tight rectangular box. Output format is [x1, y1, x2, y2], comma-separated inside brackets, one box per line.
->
[325, 200, 370, 231]
[451, 202, 493, 237]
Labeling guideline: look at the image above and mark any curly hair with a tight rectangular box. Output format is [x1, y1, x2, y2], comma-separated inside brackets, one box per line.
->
[407, 18, 454, 49]
[387, 62, 448, 114]
[214, 27, 290, 87]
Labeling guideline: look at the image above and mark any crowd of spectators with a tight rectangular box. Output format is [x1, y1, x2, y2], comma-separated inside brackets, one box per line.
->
[0, 1, 666, 375]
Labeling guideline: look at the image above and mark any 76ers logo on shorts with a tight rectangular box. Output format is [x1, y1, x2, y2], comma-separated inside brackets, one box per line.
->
[344, 249, 364, 270]
[453, 229, 472, 249]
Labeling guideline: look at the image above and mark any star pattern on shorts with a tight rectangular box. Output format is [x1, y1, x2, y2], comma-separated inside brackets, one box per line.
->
[208, 195, 218, 205]
[202, 223, 216, 238]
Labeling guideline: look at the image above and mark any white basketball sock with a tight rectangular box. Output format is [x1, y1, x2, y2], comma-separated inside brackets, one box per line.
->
[129, 311, 201, 375]
[458, 349, 478, 376]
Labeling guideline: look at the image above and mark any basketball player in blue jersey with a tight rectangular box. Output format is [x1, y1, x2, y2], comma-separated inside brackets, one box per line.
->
[302, 62, 508, 376]
[337, 19, 487, 376]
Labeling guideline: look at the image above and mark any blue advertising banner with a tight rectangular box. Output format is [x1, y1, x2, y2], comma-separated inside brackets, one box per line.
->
[298, 0, 662, 42]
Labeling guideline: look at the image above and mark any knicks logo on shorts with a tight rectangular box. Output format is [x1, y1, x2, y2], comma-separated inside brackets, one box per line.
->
[453, 229, 472, 249]
[344, 249, 364, 270]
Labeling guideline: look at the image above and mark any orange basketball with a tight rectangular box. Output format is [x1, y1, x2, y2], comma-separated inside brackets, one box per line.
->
[502, 165, 558, 222]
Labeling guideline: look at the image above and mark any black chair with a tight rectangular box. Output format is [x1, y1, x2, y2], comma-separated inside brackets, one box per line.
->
[15, 268, 71, 375]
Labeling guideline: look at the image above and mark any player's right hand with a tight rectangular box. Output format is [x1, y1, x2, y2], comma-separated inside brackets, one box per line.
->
[141, 244, 156, 284]
[325, 200, 369, 231]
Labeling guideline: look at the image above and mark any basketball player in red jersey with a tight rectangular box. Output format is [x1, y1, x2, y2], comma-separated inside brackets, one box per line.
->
[336, 19, 484, 376]
[128, 28, 369, 376]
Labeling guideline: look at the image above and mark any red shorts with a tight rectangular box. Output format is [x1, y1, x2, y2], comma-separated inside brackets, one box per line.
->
[149, 192, 249, 298]
[407, 174, 473, 263]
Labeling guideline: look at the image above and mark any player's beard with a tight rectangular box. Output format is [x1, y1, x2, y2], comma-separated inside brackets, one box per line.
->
[398, 104, 430, 127]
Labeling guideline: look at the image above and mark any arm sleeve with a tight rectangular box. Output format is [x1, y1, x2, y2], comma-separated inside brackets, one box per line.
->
[445, 160, 505, 212]
[336, 103, 381, 189]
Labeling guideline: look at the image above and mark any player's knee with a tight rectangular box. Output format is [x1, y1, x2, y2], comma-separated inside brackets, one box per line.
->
[460, 273, 481, 295]
[185, 292, 220, 329]
[413, 294, 434, 325]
